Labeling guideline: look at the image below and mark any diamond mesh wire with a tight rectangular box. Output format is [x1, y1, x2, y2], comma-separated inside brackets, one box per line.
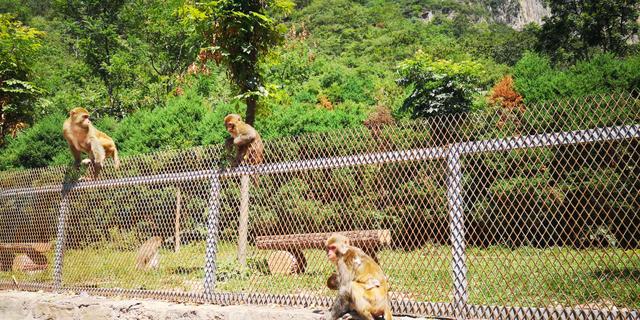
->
[0, 91, 639, 319]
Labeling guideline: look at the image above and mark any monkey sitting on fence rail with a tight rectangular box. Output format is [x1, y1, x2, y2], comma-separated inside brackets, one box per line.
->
[223, 113, 264, 167]
[62, 107, 120, 180]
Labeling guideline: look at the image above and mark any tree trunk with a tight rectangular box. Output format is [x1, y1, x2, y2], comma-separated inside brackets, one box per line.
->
[245, 96, 257, 126]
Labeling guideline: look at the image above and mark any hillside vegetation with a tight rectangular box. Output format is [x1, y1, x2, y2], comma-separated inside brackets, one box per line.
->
[0, 0, 638, 168]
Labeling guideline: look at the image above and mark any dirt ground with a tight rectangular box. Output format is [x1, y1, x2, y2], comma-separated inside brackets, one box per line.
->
[0, 290, 429, 320]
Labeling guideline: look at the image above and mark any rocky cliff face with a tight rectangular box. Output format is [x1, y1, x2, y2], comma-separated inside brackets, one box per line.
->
[514, 0, 550, 28]
[419, 0, 550, 30]
[488, 0, 550, 29]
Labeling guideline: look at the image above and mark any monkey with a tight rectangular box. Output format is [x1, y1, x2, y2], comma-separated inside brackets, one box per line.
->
[327, 272, 339, 290]
[223, 113, 264, 167]
[325, 234, 392, 320]
[62, 107, 120, 179]
[135, 236, 163, 271]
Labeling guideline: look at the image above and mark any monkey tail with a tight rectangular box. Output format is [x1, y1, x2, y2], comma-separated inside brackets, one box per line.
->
[113, 148, 121, 169]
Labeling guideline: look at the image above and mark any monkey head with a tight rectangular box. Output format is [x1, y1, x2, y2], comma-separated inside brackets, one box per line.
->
[70, 107, 91, 128]
[326, 233, 350, 264]
[326, 272, 339, 290]
[224, 113, 243, 136]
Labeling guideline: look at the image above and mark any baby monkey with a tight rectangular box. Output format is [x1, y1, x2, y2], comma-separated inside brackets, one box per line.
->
[62, 107, 120, 179]
[224, 113, 264, 166]
[326, 234, 392, 320]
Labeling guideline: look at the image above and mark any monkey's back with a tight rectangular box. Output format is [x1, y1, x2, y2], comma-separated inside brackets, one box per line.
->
[245, 133, 264, 165]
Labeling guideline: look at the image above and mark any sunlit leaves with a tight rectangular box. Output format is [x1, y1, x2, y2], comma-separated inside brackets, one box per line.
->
[0, 13, 44, 144]
[397, 50, 485, 117]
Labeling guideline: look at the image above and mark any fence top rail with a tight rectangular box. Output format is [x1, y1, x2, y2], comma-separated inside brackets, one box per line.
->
[1, 124, 638, 197]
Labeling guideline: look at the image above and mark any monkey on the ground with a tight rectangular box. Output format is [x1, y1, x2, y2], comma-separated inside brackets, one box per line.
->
[326, 234, 392, 320]
[135, 236, 163, 271]
[62, 107, 120, 179]
[223, 113, 264, 167]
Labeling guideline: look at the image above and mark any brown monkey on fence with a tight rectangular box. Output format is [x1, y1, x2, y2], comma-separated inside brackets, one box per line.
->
[62, 107, 120, 179]
[135, 236, 163, 271]
[325, 234, 392, 320]
[223, 113, 264, 166]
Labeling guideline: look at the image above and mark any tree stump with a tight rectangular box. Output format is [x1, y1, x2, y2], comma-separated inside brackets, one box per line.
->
[12, 254, 46, 272]
[267, 250, 307, 274]
[0, 243, 51, 272]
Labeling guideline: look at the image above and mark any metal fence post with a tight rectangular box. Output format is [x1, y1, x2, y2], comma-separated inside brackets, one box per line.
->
[447, 147, 468, 319]
[237, 174, 251, 268]
[203, 172, 221, 302]
[53, 184, 72, 291]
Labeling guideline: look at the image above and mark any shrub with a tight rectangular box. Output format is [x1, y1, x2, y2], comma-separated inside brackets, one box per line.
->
[397, 50, 486, 117]
[113, 89, 211, 155]
[0, 113, 69, 169]
[514, 52, 640, 103]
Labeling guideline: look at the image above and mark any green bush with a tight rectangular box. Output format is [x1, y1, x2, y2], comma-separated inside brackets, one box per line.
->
[514, 52, 640, 103]
[113, 89, 211, 155]
[259, 101, 367, 138]
[397, 51, 487, 117]
[0, 113, 69, 169]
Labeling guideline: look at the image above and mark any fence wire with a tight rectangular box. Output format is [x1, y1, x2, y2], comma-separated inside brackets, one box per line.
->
[0, 91, 639, 319]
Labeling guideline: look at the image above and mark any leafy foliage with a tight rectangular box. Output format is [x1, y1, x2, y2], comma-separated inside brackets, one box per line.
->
[537, 0, 640, 64]
[181, 0, 293, 124]
[55, 0, 128, 114]
[0, 113, 68, 169]
[113, 88, 211, 155]
[514, 52, 640, 103]
[0, 0, 638, 170]
[28, 17, 105, 118]
[488, 75, 525, 131]
[0, 14, 43, 145]
[397, 51, 486, 117]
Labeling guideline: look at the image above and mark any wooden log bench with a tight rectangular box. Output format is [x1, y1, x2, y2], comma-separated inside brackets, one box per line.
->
[255, 229, 391, 275]
[0, 242, 52, 272]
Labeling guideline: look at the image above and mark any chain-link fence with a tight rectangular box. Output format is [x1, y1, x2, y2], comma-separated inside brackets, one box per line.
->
[1, 92, 639, 319]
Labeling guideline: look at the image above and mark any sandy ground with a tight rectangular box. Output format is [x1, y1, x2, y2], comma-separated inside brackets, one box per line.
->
[0, 290, 429, 320]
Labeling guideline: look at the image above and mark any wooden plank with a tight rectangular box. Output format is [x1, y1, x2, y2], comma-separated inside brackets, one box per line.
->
[255, 229, 391, 250]
[0, 243, 52, 253]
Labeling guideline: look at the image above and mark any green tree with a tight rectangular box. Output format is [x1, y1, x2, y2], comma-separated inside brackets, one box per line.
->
[397, 50, 485, 117]
[0, 14, 43, 145]
[462, 22, 539, 66]
[181, 0, 293, 125]
[122, 0, 202, 94]
[0, 0, 55, 21]
[537, 0, 639, 64]
[55, 0, 128, 114]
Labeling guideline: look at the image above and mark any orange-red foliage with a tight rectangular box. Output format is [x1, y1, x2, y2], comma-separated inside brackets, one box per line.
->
[489, 76, 525, 130]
